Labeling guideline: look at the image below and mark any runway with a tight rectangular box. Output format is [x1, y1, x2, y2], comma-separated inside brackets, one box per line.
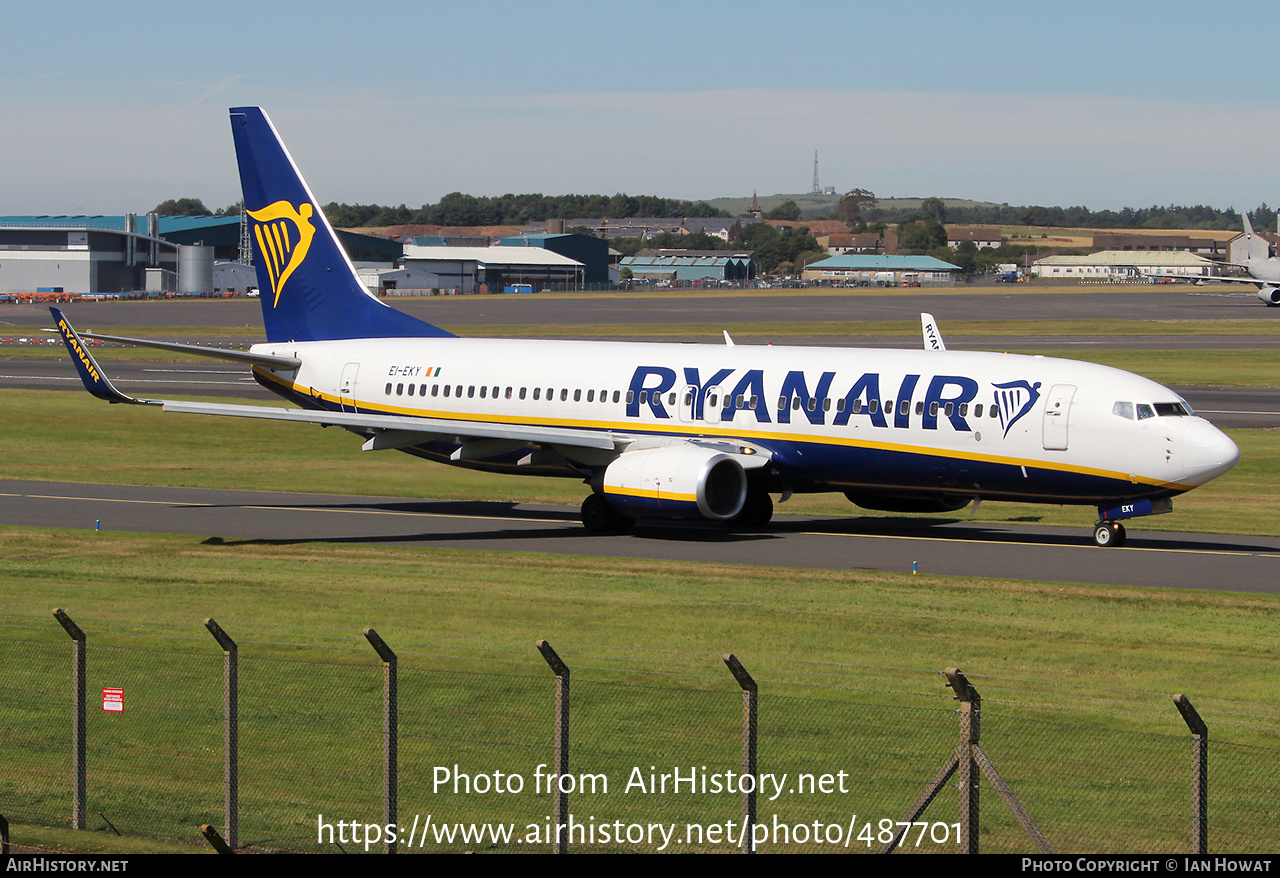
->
[3, 479, 1278, 594]
[1, 285, 1278, 331]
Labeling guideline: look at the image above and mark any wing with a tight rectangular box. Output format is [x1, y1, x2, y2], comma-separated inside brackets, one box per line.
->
[49, 307, 619, 453]
[50, 308, 778, 469]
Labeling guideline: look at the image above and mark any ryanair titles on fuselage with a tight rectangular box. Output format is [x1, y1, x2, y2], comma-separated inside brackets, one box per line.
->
[623, 365, 1041, 435]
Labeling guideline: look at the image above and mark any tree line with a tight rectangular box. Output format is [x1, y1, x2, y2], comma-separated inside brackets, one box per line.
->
[151, 193, 1277, 235]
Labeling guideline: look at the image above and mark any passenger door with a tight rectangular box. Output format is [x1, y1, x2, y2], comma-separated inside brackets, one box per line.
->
[1042, 384, 1076, 450]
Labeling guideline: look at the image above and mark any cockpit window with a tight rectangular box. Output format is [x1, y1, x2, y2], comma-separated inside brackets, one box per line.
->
[1136, 403, 1156, 420]
[1155, 402, 1192, 417]
[1112, 401, 1134, 420]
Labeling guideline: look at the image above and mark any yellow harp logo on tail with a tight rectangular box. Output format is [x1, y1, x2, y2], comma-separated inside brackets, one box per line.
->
[247, 201, 316, 306]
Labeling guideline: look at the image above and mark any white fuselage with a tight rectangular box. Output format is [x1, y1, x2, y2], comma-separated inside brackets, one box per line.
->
[248, 336, 1239, 507]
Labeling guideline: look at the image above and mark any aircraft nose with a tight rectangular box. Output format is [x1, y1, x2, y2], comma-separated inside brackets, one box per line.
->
[1182, 420, 1240, 485]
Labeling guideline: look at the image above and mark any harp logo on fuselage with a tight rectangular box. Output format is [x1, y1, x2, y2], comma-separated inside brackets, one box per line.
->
[247, 200, 316, 306]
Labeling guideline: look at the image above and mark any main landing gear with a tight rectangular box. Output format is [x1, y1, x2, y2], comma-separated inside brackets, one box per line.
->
[580, 494, 634, 533]
[1092, 521, 1127, 548]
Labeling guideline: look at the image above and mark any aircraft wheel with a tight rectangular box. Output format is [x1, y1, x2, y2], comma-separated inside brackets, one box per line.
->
[581, 494, 631, 533]
[733, 489, 774, 529]
[1093, 521, 1125, 548]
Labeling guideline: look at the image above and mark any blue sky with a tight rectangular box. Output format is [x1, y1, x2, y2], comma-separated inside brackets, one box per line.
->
[3, 1, 1278, 215]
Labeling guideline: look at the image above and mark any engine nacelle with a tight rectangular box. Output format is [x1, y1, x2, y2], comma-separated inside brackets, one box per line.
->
[1258, 286, 1280, 306]
[602, 445, 747, 521]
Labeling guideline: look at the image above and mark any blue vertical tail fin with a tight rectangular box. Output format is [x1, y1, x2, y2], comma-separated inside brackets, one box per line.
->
[229, 107, 453, 343]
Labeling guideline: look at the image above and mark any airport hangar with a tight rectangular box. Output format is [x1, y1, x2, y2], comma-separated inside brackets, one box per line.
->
[0, 215, 609, 296]
[802, 254, 963, 286]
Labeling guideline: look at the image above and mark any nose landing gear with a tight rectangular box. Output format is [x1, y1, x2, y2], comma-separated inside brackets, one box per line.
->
[1093, 521, 1127, 548]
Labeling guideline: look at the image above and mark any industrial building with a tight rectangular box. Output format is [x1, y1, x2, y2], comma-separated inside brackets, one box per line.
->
[1031, 251, 1221, 281]
[0, 214, 402, 295]
[390, 244, 586, 294]
[802, 254, 962, 286]
[621, 251, 756, 282]
[0, 216, 179, 294]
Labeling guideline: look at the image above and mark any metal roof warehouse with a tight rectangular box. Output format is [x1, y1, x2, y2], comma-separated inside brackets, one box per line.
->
[803, 254, 962, 286]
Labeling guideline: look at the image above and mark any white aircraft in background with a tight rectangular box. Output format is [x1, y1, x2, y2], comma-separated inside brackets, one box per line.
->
[1227, 214, 1280, 305]
[1149, 215, 1280, 304]
[51, 108, 1240, 547]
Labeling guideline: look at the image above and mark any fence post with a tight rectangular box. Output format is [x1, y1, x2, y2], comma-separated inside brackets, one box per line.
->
[536, 640, 569, 854]
[52, 609, 86, 831]
[363, 629, 398, 854]
[1173, 694, 1208, 854]
[203, 619, 238, 851]
[945, 667, 980, 854]
[723, 655, 757, 854]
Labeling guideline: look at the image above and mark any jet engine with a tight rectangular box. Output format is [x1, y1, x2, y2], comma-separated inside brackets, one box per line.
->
[600, 445, 747, 521]
[1258, 286, 1280, 306]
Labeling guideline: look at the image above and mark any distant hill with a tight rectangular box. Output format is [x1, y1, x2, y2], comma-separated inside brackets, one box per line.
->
[706, 193, 1015, 218]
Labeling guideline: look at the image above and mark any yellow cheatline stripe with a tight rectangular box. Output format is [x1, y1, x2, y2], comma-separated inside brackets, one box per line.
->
[251, 368, 1196, 492]
[604, 485, 698, 502]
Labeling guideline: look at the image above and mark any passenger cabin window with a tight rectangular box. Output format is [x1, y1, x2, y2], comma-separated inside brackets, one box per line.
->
[385, 383, 392, 395]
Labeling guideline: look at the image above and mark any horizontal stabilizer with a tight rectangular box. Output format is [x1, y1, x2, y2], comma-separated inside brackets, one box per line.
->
[79, 332, 301, 369]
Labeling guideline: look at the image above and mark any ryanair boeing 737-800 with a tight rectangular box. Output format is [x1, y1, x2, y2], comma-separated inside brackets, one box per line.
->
[51, 107, 1240, 547]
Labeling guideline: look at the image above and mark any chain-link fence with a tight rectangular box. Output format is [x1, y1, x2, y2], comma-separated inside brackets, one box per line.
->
[2, 612, 1277, 854]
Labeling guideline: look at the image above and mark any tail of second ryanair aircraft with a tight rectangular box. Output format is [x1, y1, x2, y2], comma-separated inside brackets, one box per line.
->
[229, 107, 453, 343]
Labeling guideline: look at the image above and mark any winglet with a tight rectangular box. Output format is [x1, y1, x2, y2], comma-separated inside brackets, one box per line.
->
[920, 312, 946, 351]
[49, 307, 144, 404]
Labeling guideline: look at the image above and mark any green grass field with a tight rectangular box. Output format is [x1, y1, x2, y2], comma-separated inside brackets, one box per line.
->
[2, 529, 1279, 853]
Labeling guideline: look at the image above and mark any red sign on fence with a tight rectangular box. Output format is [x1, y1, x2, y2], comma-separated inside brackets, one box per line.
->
[102, 688, 123, 712]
